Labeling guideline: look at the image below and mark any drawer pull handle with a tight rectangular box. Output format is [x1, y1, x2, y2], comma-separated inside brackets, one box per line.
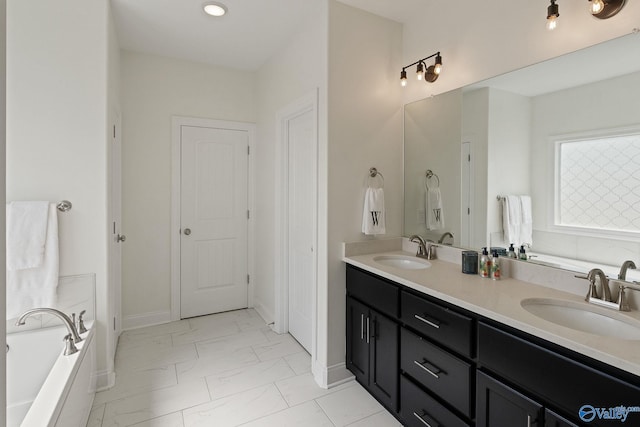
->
[413, 411, 439, 427]
[527, 415, 531, 427]
[366, 317, 370, 344]
[360, 314, 364, 340]
[414, 314, 441, 329]
[413, 359, 445, 379]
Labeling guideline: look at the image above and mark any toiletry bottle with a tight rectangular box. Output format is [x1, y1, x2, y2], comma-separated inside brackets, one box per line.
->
[491, 250, 501, 280]
[479, 247, 491, 278]
[508, 244, 517, 259]
[519, 245, 527, 260]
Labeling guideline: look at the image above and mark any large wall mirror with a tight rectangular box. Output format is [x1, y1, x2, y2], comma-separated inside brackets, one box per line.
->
[404, 33, 640, 271]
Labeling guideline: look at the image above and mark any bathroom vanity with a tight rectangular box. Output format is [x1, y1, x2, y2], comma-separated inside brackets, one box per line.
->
[344, 251, 640, 427]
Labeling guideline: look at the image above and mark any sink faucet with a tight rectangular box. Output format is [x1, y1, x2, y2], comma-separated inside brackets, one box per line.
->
[16, 308, 83, 344]
[586, 268, 611, 302]
[409, 235, 435, 260]
[618, 260, 637, 280]
[438, 232, 454, 245]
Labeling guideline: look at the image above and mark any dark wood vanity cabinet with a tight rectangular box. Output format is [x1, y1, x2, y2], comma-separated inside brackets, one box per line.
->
[346, 267, 399, 411]
[345, 264, 640, 427]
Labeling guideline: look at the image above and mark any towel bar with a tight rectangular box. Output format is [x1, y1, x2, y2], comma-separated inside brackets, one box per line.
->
[56, 200, 72, 212]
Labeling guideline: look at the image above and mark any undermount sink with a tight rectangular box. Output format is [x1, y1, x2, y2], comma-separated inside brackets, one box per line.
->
[521, 298, 640, 340]
[373, 255, 431, 270]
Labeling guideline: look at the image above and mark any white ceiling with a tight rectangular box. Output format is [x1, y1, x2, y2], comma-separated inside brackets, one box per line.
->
[111, 0, 325, 70]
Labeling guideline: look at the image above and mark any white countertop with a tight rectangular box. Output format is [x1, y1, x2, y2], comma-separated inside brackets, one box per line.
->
[344, 250, 640, 378]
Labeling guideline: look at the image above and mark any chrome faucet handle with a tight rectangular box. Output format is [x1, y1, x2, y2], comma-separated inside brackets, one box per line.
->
[63, 333, 79, 356]
[409, 235, 428, 257]
[587, 268, 611, 302]
[77, 310, 88, 334]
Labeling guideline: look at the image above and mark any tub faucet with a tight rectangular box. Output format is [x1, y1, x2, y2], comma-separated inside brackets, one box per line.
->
[586, 268, 611, 302]
[16, 308, 83, 344]
[438, 232, 454, 245]
[618, 260, 637, 280]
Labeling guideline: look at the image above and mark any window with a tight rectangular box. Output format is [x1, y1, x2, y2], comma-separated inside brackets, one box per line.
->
[554, 130, 640, 235]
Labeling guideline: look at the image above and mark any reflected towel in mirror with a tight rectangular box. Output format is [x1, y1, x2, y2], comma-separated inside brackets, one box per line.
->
[426, 188, 445, 230]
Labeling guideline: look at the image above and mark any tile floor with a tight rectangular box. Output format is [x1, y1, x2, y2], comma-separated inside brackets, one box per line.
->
[87, 309, 402, 427]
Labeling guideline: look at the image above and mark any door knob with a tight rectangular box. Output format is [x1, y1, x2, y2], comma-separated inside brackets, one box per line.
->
[184, 228, 191, 235]
[117, 234, 126, 242]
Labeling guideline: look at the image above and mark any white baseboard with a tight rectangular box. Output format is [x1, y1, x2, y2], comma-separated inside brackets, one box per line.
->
[95, 369, 116, 392]
[252, 300, 274, 325]
[312, 361, 354, 389]
[122, 310, 172, 331]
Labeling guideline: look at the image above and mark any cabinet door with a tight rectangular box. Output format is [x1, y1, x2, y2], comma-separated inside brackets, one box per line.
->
[545, 409, 579, 427]
[346, 297, 369, 385]
[477, 371, 543, 427]
[369, 309, 399, 411]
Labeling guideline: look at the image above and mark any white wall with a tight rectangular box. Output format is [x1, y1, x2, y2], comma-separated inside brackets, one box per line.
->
[120, 51, 256, 324]
[7, 0, 111, 385]
[253, 1, 328, 324]
[530, 70, 640, 265]
[402, 1, 640, 104]
[326, 0, 403, 383]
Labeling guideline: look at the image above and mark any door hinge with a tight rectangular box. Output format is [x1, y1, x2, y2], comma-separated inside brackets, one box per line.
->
[247, 210, 250, 219]
[247, 146, 250, 155]
[247, 274, 250, 284]
[113, 317, 116, 331]
[468, 207, 471, 215]
[468, 154, 471, 162]
[113, 221, 116, 234]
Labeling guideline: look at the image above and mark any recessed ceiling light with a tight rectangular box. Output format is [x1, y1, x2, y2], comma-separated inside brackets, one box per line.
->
[203, 2, 227, 17]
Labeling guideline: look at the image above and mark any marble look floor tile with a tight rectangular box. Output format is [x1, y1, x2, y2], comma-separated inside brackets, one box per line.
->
[86, 403, 105, 427]
[176, 346, 259, 383]
[182, 384, 288, 427]
[195, 329, 267, 360]
[101, 379, 209, 427]
[117, 333, 173, 353]
[172, 321, 240, 346]
[115, 342, 198, 372]
[121, 320, 191, 343]
[205, 358, 295, 400]
[239, 401, 335, 427]
[130, 411, 185, 427]
[316, 383, 384, 426]
[284, 351, 311, 375]
[275, 373, 353, 407]
[236, 316, 268, 331]
[252, 334, 305, 361]
[94, 364, 177, 407]
[187, 310, 252, 329]
[345, 410, 403, 427]
[262, 328, 292, 342]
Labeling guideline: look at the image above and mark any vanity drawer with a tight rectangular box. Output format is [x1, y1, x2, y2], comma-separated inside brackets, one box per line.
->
[478, 322, 640, 427]
[401, 291, 473, 357]
[401, 327, 473, 417]
[400, 375, 470, 427]
[346, 265, 399, 318]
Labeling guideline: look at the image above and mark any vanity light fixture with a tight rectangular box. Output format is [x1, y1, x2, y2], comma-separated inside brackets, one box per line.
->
[400, 52, 442, 87]
[546, 0, 626, 30]
[203, 2, 227, 17]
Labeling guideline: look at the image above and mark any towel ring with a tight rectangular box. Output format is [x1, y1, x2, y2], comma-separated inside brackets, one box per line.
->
[368, 167, 384, 188]
[56, 200, 72, 212]
[425, 170, 440, 189]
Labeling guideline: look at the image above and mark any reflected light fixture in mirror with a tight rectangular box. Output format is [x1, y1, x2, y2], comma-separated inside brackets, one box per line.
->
[546, 0, 626, 30]
[400, 52, 443, 87]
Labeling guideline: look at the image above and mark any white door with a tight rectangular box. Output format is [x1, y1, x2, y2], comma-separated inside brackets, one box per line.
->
[287, 110, 316, 352]
[109, 112, 123, 359]
[180, 125, 249, 318]
[460, 141, 473, 247]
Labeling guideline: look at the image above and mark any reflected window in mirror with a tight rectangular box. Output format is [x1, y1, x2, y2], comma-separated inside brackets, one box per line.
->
[554, 127, 640, 237]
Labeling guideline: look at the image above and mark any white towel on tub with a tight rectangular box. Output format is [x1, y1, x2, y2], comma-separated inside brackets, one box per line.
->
[362, 187, 386, 235]
[6, 203, 59, 319]
[502, 195, 522, 246]
[519, 195, 533, 246]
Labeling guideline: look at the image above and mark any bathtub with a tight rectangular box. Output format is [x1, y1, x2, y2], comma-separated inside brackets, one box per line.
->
[7, 321, 96, 427]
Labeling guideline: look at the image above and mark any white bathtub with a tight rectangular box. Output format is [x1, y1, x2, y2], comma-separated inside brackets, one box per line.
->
[7, 322, 96, 427]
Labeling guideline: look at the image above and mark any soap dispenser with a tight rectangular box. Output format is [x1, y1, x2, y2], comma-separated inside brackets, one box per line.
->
[519, 245, 527, 260]
[507, 244, 517, 259]
[479, 247, 491, 278]
[490, 250, 501, 280]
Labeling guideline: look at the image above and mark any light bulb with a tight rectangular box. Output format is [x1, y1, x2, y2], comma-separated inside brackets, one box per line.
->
[546, 15, 558, 30]
[203, 3, 227, 17]
[434, 55, 442, 75]
[401, 79, 407, 87]
[416, 62, 424, 81]
[590, 0, 605, 14]
[400, 69, 407, 87]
